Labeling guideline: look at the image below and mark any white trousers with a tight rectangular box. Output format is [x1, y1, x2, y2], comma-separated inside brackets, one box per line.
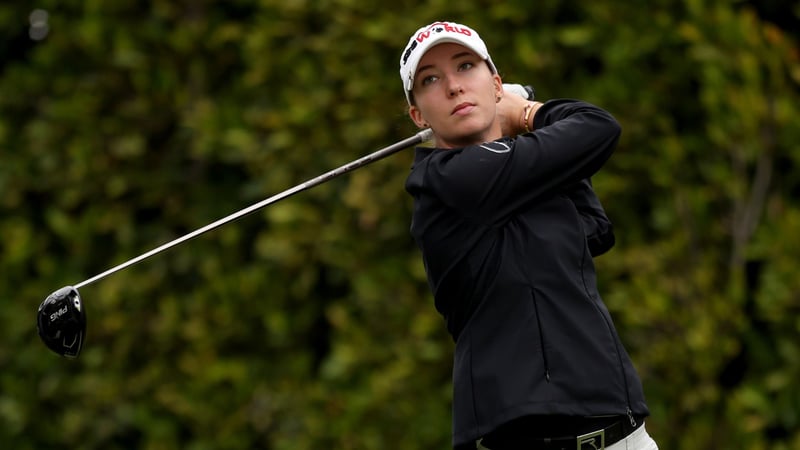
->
[475, 422, 659, 450]
[605, 423, 659, 450]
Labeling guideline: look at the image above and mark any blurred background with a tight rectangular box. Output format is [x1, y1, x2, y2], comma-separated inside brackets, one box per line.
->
[1, 0, 799, 448]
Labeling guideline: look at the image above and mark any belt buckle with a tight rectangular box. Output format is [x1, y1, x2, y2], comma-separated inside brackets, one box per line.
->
[576, 429, 605, 450]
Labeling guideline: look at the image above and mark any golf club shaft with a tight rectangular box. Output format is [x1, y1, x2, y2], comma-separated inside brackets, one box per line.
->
[74, 128, 433, 289]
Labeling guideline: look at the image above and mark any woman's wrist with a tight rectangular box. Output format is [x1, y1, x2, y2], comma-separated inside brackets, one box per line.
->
[527, 101, 544, 132]
[520, 103, 533, 133]
[519, 101, 544, 134]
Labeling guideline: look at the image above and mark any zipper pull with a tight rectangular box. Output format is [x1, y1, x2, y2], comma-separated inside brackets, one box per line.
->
[627, 407, 637, 427]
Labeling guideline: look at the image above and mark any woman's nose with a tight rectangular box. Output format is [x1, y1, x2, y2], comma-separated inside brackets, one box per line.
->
[447, 85, 464, 97]
[446, 79, 464, 97]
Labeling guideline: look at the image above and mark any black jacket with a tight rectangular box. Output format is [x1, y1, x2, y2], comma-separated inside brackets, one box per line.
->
[404, 100, 649, 446]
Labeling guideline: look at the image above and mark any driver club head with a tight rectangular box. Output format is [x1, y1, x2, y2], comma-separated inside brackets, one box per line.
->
[37, 286, 86, 358]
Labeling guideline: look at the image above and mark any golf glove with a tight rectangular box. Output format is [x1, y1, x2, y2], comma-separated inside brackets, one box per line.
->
[503, 83, 535, 101]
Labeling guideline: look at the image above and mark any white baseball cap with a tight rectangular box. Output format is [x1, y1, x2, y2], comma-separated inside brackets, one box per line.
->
[399, 21, 497, 104]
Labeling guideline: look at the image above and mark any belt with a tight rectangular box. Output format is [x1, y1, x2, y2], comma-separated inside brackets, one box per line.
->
[529, 417, 642, 450]
[478, 416, 644, 450]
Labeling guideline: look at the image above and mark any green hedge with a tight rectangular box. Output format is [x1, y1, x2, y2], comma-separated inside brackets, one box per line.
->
[1, 1, 798, 448]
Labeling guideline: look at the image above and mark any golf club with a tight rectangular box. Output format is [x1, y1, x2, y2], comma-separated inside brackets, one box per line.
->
[37, 128, 434, 358]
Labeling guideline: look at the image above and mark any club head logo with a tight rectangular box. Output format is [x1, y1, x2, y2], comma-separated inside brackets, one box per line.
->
[49, 306, 69, 323]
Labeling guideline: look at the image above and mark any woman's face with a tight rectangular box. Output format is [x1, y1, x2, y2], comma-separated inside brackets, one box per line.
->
[408, 43, 503, 149]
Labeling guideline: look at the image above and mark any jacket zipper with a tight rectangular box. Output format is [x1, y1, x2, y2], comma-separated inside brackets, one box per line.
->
[600, 305, 637, 427]
[530, 290, 551, 382]
[627, 407, 637, 427]
[575, 209, 637, 426]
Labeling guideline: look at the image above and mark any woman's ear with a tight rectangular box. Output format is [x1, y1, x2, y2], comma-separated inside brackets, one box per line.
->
[493, 74, 503, 101]
[408, 105, 429, 129]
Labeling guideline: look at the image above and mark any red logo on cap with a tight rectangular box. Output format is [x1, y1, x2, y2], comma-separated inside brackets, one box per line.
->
[415, 22, 473, 43]
[402, 22, 474, 67]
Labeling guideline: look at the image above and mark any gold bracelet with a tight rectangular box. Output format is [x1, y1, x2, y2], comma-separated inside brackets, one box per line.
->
[523, 102, 535, 133]
[525, 102, 544, 131]
[521, 104, 532, 133]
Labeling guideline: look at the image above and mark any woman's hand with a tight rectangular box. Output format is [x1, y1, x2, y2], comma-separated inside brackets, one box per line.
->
[497, 89, 531, 137]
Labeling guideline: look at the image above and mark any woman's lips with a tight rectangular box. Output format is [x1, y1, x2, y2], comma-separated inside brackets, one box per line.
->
[452, 102, 475, 115]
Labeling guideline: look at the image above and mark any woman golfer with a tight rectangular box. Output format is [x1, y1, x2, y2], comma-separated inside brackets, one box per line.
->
[400, 21, 659, 450]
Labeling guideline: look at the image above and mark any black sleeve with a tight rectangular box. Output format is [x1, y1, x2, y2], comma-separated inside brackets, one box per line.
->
[565, 179, 615, 256]
[414, 99, 621, 223]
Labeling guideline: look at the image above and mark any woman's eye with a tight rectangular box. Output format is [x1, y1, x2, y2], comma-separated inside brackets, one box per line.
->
[459, 62, 474, 71]
[421, 75, 438, 86]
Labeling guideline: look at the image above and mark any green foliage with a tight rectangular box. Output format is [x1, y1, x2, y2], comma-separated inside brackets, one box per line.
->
[1, 0, 799, 448]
